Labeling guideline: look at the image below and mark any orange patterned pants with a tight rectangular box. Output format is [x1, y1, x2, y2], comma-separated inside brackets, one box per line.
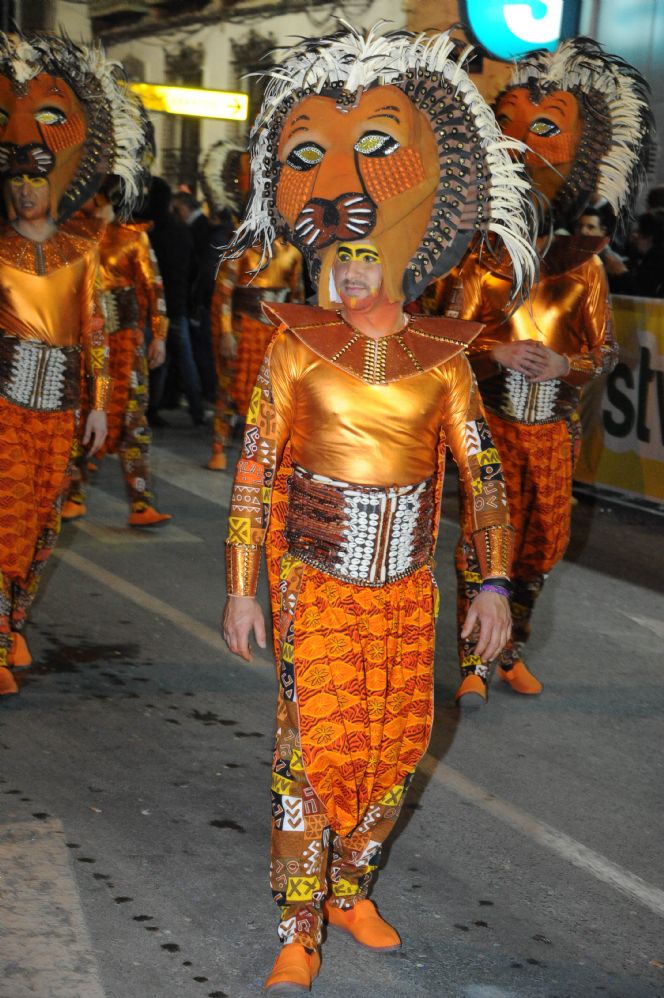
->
[456, 414, 573, 677]
[0, 398, 75, 667]
[212, 315, 273, 449]
[70, 328, 154, 509]
[270, 555, 436, 946]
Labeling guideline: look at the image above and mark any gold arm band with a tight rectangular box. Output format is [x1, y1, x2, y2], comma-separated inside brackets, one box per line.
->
[472, 525, 515, 581]
[90, 375, 113, 411]
[226, 543, 261, 597]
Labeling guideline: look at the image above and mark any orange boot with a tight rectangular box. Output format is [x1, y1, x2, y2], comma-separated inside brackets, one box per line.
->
[0, 666, 18, 696]
[498, 659, 542, 695]
[263, 943, 320, 993]
[323, 899, 400, 951]
[455, 673, 487, 705]
[207, 445, 227, 471]
[127, 506, 172, 529]
[61, 499, 87, 521]
[8, 633, 32, 669]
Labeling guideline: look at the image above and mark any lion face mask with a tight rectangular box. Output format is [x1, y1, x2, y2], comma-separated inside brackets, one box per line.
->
[494, 39, 654, 233]
[0, 72, 87, 222]
[0, 32, 148, 224]
[226, 25, 537, 307]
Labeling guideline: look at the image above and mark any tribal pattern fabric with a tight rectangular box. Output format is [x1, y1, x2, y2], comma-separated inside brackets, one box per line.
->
[456, 413, 573, 679]
[271, 682, 412, 949]
[280, 558, 436, 836]
[0, 398, 75, 670]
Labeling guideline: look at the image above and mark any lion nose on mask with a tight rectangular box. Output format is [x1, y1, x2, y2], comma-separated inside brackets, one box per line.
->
[0, 142, 55, 178]
[293, 193, 377, 249]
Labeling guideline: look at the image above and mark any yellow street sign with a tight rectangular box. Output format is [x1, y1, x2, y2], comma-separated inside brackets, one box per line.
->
[130, 83, 248, 121]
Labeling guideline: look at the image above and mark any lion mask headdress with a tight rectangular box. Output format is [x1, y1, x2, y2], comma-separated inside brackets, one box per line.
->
[0, 32, 147, 224]
[494, 37, 655, 233]
[226, 23, 537, 306]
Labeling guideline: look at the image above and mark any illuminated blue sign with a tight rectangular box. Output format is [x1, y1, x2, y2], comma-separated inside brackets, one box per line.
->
[461, 1, 581, 61]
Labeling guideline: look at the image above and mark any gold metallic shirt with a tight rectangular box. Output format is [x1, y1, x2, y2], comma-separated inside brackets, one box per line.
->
[225, 304, 514, 595]
[0, 218, 110, 404]
[436, 244, 617, 423]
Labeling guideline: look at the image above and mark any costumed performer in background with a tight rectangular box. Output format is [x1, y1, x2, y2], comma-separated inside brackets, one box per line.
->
[203, 141, 304, 472]
[62, 186, 172, 528]
[435, 38, 654, 703]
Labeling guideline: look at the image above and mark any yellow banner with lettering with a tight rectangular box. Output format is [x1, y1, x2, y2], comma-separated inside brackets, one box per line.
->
[575, 295, 664, 503]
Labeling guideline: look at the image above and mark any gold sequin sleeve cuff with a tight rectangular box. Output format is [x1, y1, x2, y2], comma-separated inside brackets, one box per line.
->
[472, 525, 515, 581]
[90, 375, 113, 411]
[226, 543, 261, 597]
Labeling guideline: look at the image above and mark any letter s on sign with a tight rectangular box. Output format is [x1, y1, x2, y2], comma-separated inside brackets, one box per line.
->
[504, 1, 564, 45]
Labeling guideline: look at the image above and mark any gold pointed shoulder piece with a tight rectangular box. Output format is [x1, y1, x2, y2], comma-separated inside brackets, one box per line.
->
[263, 302, 483, 384]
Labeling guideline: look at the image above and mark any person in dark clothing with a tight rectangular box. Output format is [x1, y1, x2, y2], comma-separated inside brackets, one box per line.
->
[172, 190, 217, 402]
[596, 208, 664, 298]
[145, 178, 205, 424]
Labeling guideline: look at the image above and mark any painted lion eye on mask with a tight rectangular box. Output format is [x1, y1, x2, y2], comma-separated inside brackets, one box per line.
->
[529, 117, 560, 138]
[287, 142, 325, 171]
[354, 131, 400, 157]
[34, 106, 67, 126]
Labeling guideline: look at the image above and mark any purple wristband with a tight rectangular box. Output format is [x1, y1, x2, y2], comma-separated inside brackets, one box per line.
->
[480, 582, 511, 599]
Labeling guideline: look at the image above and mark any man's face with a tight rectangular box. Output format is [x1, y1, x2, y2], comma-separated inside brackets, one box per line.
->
[0, 73, 87, 220]
[332, 242, 384, 311]
[8, 173, 50, 221]
[576, 214, 605, 238]
[495, 87, 583, 202]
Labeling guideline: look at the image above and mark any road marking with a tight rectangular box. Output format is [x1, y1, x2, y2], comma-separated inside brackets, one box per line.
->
[420, 754, 664, 919]
[52, 547, 272, 670]
[618, 609, 664, 640]
[0, 818, 106, 998]
[150, 444, 233, 506]
[54, 524, 664, 922]
[65, 488, 201, 546]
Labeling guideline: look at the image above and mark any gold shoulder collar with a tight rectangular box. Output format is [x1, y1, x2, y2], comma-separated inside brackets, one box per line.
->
[263, 302, 483, 385]
[0, 217, 100, 275]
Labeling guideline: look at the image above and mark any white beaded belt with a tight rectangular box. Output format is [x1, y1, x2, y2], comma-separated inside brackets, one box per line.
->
[285, 464, 434, 587]
[0, 335, 80, 411]
[484, 369, 578, 424]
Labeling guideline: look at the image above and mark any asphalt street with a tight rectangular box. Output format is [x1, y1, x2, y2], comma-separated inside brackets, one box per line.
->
[1, 413, 663, 998]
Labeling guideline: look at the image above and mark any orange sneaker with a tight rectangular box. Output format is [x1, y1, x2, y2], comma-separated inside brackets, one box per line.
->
[8, 633, 31, 669]
[0, 666, 18, 696]
[61, 500, 86, 521]
[207, 451, 227, 471]
[455, 673, 487, 705]
[127, 507, 172, 529]
[323, 899, 400, 951]
[498, 659, 542, 695]
[263, 943, 320, 993]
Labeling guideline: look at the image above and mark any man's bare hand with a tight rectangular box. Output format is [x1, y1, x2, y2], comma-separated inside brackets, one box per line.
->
[528, 345, 569, 382]
[83, 410, 107, 456]
[148, 338, 166, 369]
[222, 595, 266, 662]
[492, 339, 548, 379]
[220, 331, 237, 361]
[461, 591, 511, 663]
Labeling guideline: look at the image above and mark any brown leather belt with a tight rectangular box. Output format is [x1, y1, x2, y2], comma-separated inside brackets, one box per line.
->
[0, 333, 80, 411]
[100, 286, 140, 333]
[285, 464, 435, 587]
